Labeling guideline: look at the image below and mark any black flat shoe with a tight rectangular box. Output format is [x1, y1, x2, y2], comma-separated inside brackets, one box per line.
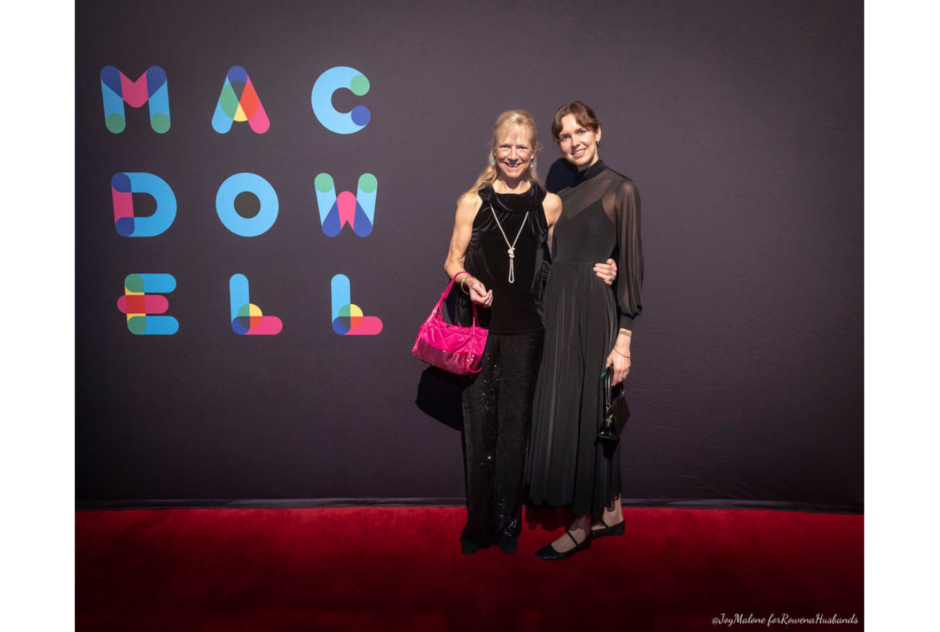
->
[497, 533, 518, 555]
[535, 531, 591, 561]
[590, 518, 625, 539]
[461, 540, 481, 555]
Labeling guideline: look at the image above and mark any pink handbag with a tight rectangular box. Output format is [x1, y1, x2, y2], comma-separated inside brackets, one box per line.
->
[412, 272, 488, 375]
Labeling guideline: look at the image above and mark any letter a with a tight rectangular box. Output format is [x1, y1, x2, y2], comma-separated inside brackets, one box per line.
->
[212, 66, 270, 133]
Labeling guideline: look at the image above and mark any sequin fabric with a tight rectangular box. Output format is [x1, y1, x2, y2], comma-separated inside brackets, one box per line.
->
[460, 331, 544, 551]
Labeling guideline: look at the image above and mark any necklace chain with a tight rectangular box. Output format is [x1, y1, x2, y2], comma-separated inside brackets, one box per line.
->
[489, 206, 528, 284]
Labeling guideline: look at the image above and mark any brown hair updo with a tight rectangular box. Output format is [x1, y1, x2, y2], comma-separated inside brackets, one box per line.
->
[550, 101, 601, 143]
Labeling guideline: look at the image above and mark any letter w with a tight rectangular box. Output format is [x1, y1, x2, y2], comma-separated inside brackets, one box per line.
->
[314, 173, 377, 237]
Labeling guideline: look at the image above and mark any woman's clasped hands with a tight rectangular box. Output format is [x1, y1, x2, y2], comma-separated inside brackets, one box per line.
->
[462, 275, 493, 307]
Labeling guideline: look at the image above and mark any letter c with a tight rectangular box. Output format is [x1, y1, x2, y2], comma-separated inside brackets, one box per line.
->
[311, 66, 370, 134]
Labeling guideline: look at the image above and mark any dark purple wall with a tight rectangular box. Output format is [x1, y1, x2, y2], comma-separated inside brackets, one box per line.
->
[76, 0, 863, 511]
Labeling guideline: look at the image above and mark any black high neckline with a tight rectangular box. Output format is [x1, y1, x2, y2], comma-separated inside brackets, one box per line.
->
[575, 160, 607, 184]
[480, 181, 546, 214]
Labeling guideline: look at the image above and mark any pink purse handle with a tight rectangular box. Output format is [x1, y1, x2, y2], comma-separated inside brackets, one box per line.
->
[427, 271, 480, 328]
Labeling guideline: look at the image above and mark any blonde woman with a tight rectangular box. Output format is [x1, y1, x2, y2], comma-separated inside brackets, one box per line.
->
[444, 110, 617, 555]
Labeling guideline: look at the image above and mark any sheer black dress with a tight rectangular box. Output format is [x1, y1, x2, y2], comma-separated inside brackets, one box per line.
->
[526, 161, 643, 518]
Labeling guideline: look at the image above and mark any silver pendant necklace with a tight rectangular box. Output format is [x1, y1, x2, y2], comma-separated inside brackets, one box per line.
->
[489, 205, 528, 284]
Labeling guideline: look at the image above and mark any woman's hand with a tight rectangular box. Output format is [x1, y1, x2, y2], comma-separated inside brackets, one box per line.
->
[605, 337, 631, 385]
[594, 258, 617, 286]
[465, 277, 493, 307]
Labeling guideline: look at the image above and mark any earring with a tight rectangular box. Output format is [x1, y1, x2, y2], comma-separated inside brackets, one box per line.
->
[529, 162, 534, 168]
[491, 160, 496, 165]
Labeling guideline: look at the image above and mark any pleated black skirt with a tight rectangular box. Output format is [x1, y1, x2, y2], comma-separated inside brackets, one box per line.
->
[526, 261, 622, 518]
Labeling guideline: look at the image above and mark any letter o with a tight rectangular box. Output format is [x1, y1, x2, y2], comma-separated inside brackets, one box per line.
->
[216, 173, 278, 237]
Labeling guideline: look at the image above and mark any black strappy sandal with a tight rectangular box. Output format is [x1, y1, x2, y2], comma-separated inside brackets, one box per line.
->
[535, 530, 592, 561]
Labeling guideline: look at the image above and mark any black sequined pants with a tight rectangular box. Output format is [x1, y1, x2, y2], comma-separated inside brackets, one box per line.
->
[461, 330, 544, 550]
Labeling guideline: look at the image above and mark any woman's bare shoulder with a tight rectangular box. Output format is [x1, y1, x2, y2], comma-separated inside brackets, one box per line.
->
[455, 191, 484, 223]
[543, 192, 563, 212]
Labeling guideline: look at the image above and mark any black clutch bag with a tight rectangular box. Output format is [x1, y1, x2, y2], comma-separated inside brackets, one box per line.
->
[598, 370, 630, 442]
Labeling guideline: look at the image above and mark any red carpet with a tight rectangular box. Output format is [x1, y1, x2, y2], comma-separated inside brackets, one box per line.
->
[76, 507, 863, 631]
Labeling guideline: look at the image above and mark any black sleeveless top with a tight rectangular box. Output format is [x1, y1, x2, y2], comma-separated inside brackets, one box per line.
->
[464, 182, 549, 334]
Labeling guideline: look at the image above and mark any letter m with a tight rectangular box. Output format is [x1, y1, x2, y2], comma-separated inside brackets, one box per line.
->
[100, 66, 170, 134]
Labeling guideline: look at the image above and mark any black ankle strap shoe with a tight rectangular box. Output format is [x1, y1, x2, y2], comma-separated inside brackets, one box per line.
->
[590, 519, 625, 539]
[535, 531, 592, 561]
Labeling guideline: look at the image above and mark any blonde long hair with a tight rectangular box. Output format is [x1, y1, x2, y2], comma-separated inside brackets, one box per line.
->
[461, 110, 541, 200]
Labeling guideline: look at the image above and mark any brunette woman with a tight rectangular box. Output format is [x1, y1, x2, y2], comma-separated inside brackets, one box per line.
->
[526, 101, 644, 560]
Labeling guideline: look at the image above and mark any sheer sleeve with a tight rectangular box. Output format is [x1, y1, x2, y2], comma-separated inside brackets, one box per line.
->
[612, 179, 643, 330]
